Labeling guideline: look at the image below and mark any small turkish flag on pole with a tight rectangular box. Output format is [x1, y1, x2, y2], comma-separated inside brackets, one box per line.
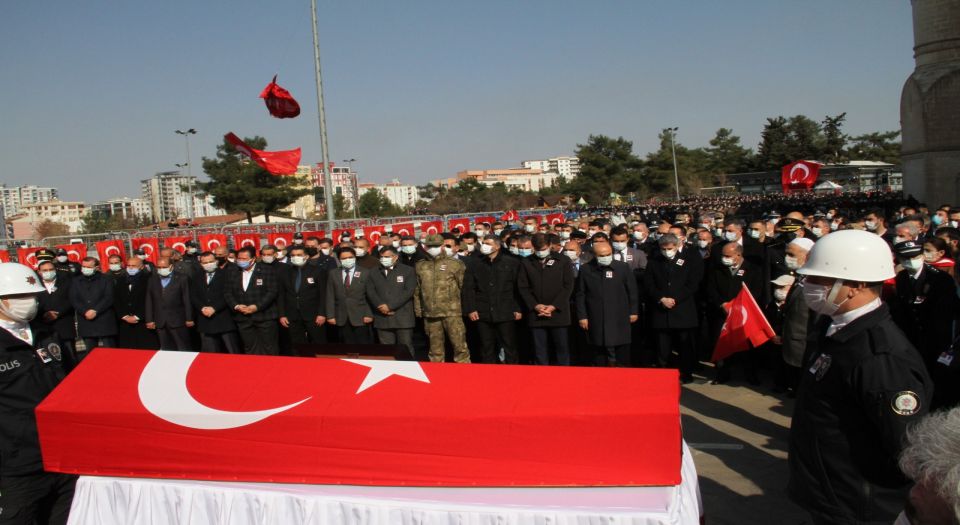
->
[259, 75, 301, 119]
[224, 133, 301, 176]
[711, 283, 776, 362]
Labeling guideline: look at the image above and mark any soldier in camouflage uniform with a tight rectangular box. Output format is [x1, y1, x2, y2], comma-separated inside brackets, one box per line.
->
[414, 234, 470, 363]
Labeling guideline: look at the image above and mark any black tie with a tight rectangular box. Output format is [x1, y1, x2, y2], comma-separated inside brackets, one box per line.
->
[295, 268, 302, 292]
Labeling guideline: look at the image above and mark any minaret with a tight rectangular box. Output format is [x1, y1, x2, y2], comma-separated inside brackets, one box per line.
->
[900, 0, 960, 206]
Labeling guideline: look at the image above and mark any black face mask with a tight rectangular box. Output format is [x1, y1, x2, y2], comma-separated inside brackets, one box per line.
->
[305, 247, 318, 257]
[216, 256, 227, 265]
[777, 232, 797, 244]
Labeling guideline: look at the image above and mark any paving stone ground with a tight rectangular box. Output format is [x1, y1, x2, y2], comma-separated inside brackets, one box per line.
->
[681, 373, 812, 525]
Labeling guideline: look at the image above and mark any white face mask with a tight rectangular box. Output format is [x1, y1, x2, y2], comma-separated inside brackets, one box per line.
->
[380, 257, 395, 268]
[261, 255, 275, 264]
[392, 241, 401, 248]
[81, 267, 96, 277]
[109, 263, 122, 272]
[596, 255, 613, 266]
[340, 257, 357, 269]
[612, 241, 628, 252]
[784, 255, 801, 271]
[864, 220, 878, 231]
[320, 248, 332, 256]
[443, 246, 455, 257]
[901, 256, 924, 272]
[811, 227, 823, 238]
[480, 244, 494, 255]
[535, 249, 550, 259]
[723, 231, 739, 242]
[289, 256, 307, 267]
[157, 267, 173, 277]
[354, 248, 367, 258]
[774, 289, 788, 302]
[509, 246, 520, 255]
[697, 239, 710, 249]
[560, 231, 571, 240]
[56, 255, 68, 263]
[427, 247, 442, 257]
[632, 231, 646, 241]
[830, 222, 840, 231]
[802, 281, 848, 316]
[400, 245, 417, 255]
[524, 224, 536, 233]
[564, 250, 578, 260]
[721, 256, 735, 267]
[493, 229, 503, 236]
[202, 262, 218, 273]
[748, 229, 760, 239]
[41, 270, 57, 282]
[0, 296, 39, 323]
[475, 230, 486, 238]
[465, 243, 476, 253]
[661, 249, 677, 259]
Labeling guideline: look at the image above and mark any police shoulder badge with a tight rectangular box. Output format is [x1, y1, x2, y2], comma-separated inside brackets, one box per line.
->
[47, 343, 62, 362]
[891, 391, 920, 416]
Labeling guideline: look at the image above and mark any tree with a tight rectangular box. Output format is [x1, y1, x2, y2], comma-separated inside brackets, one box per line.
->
[566, 135, 647, 203]
[34, 219, 70, 240]
[821, 113, 848, 164]
[848, 131, 901, 165]
[705, 128, 753, 183]
[200, 136, 310, 224]
[357, 189, 403, 218]
[783, 115, 824, 163]
[332, 194, 350, 219]
[643, 130, 712, 196]
[79, 211, 149, 234]
[755, 117, 791, 170]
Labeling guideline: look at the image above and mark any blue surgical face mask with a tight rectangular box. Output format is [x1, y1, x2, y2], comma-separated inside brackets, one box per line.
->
[236, 260, 251, 270]
[126, 268, 140, 276]
[518, 248, 533, 257]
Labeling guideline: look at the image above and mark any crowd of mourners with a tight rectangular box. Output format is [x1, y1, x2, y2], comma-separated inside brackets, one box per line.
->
[4, 190, 960, 524]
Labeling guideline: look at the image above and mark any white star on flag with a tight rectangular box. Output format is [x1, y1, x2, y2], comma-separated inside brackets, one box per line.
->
[343, 359, 430, 393]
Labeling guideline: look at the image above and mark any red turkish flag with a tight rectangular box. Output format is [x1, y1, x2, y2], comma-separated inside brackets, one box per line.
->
[55, 243, 87, 263]
[545, 212, 565, 226]
[198, 234, 227, 252]
[390, 223, 415, 237]
[0, 251, 10, 263]
[300, 230, 325, 241]
[447, 218, 470, 235]
[267, 233, 293, 250]
[259, 75, 301, 119]
[38, 350, 681, 487]
[163, 236, 191, 255]
[17, 247, 41, 269]
[233, 233, 261, 250]
[419, 221, 442, 236]
[132, 238, 160, 264]
[95, 240, 126, 272]
[501, 210, 519, 222]
[362, 225, 385, 245]
[711, 284, 776, 362]
[474, 216, 495, 226]
[224, 133, 301, 176]
[781, 160, 821, 192]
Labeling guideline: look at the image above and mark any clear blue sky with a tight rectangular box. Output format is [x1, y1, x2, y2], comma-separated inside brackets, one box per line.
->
[0, 1, 913, 202]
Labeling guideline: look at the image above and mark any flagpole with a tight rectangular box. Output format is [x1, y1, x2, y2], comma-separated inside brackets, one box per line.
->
[311, 0, 336, 231]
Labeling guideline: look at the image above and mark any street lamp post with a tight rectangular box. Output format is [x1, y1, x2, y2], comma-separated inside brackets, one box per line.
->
[175, 129, 197, 221]
[668, 127, 680, 201]
[311, 0, 336, 230]
[343, 158, 357, 218]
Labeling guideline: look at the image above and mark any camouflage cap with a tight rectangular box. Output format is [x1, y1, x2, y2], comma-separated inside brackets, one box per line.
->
[424, 234, 444, 246]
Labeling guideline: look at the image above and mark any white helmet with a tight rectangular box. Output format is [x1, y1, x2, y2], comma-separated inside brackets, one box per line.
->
[0, 262, 45, 296]
[797, 229, 895, 282]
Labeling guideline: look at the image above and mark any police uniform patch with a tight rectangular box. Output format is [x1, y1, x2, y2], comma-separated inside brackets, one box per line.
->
[808, 353, 832, 381]
[47, 343, 62, 362]
[676, 259, 685, 266]
[36, 347, 52, 364]
[546, 259, 555, 266]
[892, 391, 920, 416]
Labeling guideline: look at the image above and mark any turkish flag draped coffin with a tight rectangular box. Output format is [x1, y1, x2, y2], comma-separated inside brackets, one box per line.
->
[163, 236, 191, 254]
[198, 234, 227, 252]
[132, 238, 160, 264]
[55, 244, 87, 263]
[37, 350, 681, 487]
[94, 240, 125, 271]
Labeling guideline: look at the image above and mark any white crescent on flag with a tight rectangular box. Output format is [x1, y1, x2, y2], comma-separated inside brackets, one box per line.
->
[141, 244, 155, 255]
[789, 163, 810, 184]
[171, 242, 186, 253]
[138, 352, 311, 431]
[207, 239, 221, 249]
[368, 231, 381, 243]
[274, 238, 288, 249]
[397, 228, 411, 236]
[104, 246, 121, 256]
[240, 239, 255, 247]
[426, 226, 438, 235]
[67, 250, 80, 261]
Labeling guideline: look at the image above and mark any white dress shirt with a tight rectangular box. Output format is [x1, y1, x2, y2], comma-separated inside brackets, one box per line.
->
[0, 318, 33, 345]
[826, 297, 882, 338]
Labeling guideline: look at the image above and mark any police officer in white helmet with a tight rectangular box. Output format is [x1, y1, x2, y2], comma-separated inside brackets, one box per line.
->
[0, 263, 75, 523]
[787, 230, 933, 524]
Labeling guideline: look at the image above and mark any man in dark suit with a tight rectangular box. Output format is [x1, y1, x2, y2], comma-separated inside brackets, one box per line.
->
[398, 236, 426, 267]
[463, 235, 522, 364]
[519, 234, 575, 365]
[145, 257, 194, 351]
[192, 251, 241, 353]
[325, 247, 374, 344]
[113, 256, 157, 350]
[365, 246, 417, 357]
[279, 245, 328, 353]
[705, 242, 765, 384]
[69, 257, 117, 352]
[224, 246, 280, 355]
[34, 259, 79, 369]
[575, 241, 639, 367]
[643, 233, 702, 383]
[610, 227, 647, 274]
